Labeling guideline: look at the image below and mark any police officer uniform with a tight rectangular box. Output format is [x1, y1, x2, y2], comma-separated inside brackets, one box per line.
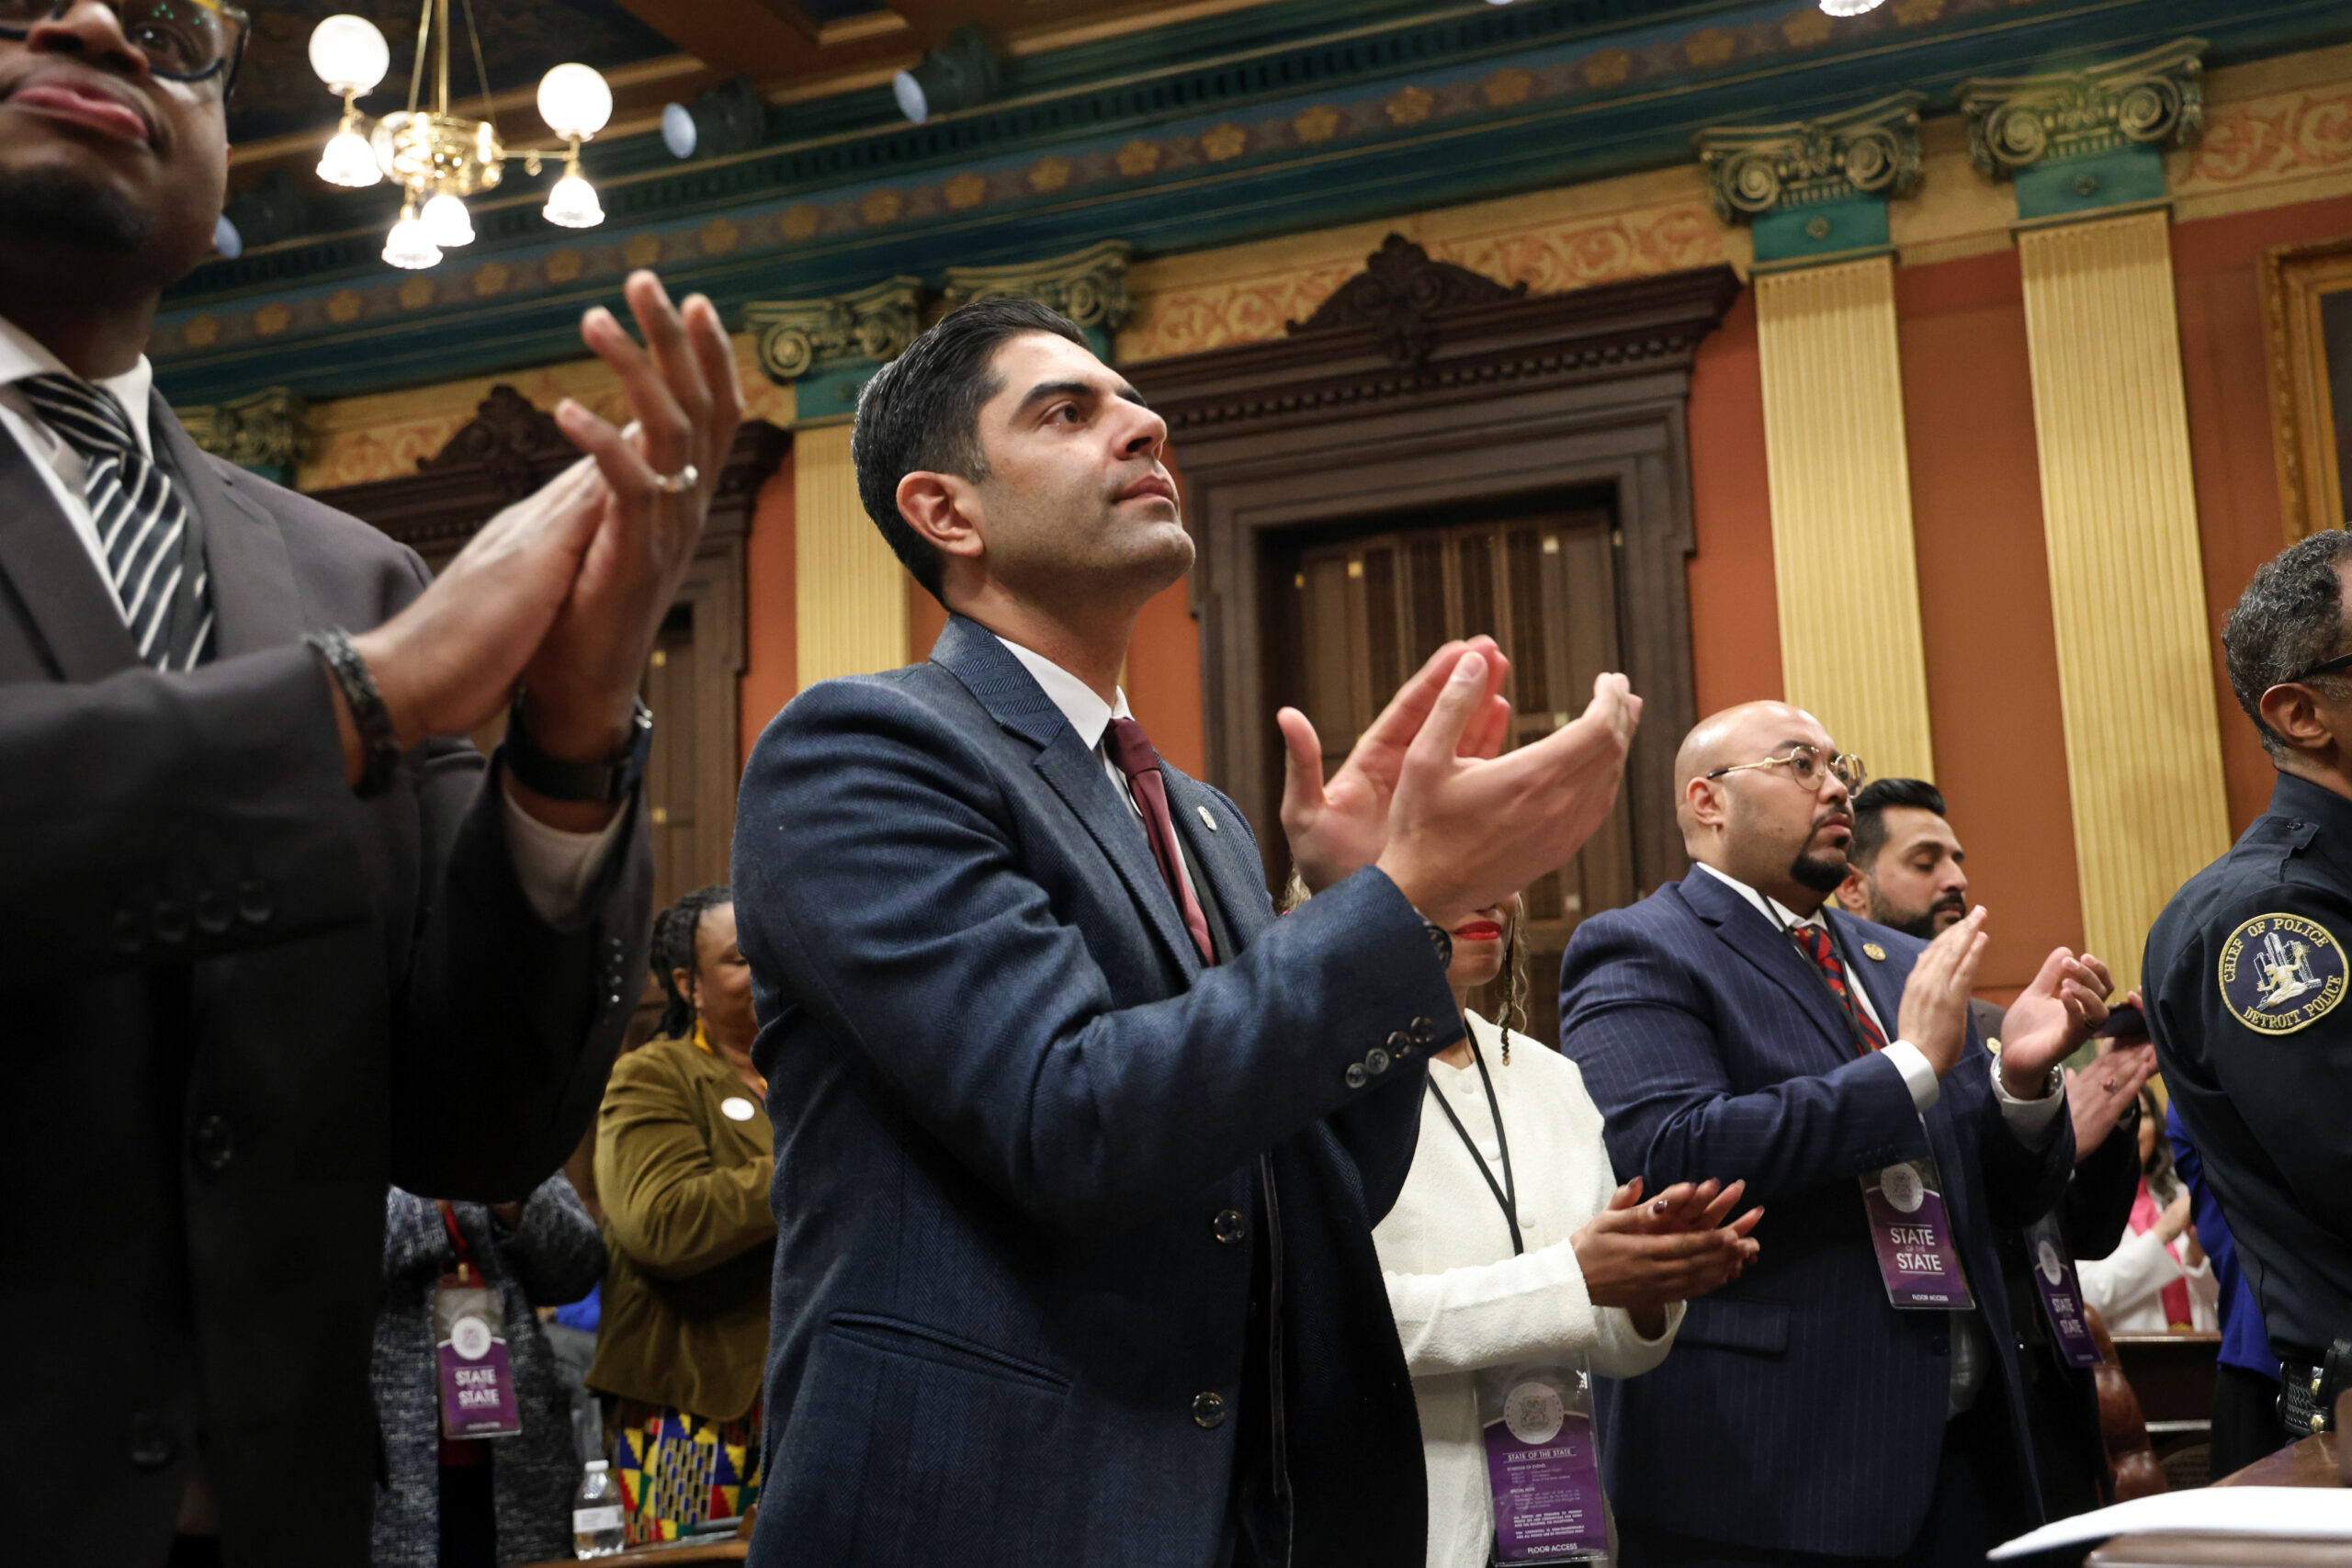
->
[2143, 772, 2352, 1440]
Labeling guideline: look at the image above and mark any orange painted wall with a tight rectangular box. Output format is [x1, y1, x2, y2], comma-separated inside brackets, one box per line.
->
[2173, 192, 2352, 834]
[738, 457, 797, 759]
[1896, 252, 2086, 988]
[1685, 288, 1783, 716]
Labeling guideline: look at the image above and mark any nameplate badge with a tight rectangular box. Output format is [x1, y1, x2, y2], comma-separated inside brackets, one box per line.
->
[1860, 1157, 1975, 1311]
[435, 1277, 523, 1438]
[1478, 1361, 1611, 1563]
[2023, 1213, 2101, 1368]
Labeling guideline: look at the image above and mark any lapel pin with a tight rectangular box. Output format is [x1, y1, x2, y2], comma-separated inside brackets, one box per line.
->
[1862, 942, 1887, 961]
[1197, 805, 1217, 832]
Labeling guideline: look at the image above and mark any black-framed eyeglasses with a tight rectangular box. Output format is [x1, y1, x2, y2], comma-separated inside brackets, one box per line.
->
[0, 0, 250, 87]
[2282, 650, 2352, 686]
[1706, 744, 1868, 794]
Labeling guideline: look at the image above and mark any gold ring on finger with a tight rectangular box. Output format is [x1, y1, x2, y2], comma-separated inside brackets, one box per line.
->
[650, 462, 699, 495]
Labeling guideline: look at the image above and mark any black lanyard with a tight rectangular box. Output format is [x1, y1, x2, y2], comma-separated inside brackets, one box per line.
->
[1426, 1021, 1523, 1256]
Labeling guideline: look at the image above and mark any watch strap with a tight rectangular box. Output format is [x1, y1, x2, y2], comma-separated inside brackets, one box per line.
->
[503, 691, 653, 806]
[304, 627, 401, 798]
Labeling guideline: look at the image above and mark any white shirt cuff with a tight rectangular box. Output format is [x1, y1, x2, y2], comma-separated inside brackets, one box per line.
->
[500, 781, 629, 925]
[1989, 1055, 2068, 1148]
[1883, 1041, 1940, 1111]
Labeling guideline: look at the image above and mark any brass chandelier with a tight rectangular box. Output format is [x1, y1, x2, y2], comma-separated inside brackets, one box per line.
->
[306, 4, 614, 271]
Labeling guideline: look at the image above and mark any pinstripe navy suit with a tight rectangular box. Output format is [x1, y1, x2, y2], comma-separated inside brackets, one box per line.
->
[1558, 870, 2073, 1563]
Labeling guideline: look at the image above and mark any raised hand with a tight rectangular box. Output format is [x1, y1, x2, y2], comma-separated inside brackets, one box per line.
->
[343, 271, 744, 814]
[1894, 907, 1990, 1077]
[1278, 637, 1511, 893]
[1998, 947, 2114, 1098]
[1573, 1178, 1762, 1325]
[2068, 1023, 2155, 1166]
[1373, 657, 1642, 931]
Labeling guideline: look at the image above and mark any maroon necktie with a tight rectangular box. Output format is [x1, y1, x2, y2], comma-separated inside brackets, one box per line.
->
[1103, 716, 1216, 964]
[1789, 924, 1888, 1055]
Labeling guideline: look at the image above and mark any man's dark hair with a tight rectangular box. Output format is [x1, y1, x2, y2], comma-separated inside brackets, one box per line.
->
[650, 883, 732, 1042]
[851, 298, 1091, 602]
[2223, 529, 2352, 761]
[1847, 777, 1949, 869]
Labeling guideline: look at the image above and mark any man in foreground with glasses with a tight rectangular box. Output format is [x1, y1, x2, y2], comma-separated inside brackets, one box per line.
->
[0, 6, 744, 1564]
[1559, 702, 2114, 1566]
[2146, 529, 2352, 1451]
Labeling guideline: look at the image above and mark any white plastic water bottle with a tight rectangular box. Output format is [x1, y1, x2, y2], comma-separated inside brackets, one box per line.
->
[572, 1459, 626, 1558]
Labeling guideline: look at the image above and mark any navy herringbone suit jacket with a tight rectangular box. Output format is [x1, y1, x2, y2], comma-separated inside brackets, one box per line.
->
[1558, 872, 2073, 1558]
[733, 615, 1456, 1568]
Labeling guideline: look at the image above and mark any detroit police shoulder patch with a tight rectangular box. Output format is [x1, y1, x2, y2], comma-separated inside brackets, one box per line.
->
[2217, 912, 2348, 1035]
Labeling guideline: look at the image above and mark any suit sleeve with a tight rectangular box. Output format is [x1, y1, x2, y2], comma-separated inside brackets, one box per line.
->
[2064, 1116, 2143, 1260]
[1557, 913, 1928, 1209]
[731, 679, 1463, 1234]
[0, 644, 376, 990]
[490, 1173, 607, 1308]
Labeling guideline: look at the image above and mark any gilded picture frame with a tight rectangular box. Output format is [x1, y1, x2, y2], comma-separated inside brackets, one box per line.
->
[2263, 235, 2352, 542]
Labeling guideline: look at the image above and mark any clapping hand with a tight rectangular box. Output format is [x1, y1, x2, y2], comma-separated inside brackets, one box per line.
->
[1278, 637, 1512, 893]
[1895, 907, 1991, 1077]
[1573, 1176, 1762, 1338]
[2067, 991, 2155, 1162]
[1997, 947, 2114, 1100]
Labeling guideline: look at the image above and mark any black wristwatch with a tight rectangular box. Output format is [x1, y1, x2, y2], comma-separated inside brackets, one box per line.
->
[502, 689, 653, 806]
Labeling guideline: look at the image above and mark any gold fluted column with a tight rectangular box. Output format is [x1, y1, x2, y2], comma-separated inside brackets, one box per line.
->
[1754, 255, 1936, 779]
[793, 422, 910, 684]
[2018, 209, 2230, 987]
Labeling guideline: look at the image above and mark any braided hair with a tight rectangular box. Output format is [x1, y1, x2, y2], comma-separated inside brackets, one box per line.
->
[650, 884, 733, 1043]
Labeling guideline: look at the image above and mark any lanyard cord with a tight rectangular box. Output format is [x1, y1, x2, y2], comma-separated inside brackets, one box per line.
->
[435, 1200, 477, 1285]
[1425, 1020, 1523, 1256]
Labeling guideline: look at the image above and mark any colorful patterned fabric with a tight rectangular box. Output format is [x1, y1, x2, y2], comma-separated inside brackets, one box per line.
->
[611, 1397, 763, 1544]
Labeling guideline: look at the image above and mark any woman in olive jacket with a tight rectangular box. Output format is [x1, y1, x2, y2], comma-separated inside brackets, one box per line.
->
[588, 885, 776, 1544]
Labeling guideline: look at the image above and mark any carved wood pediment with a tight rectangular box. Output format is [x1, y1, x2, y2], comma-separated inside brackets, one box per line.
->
[1286, 233, 1528, 367]
[418, 384, 571, 502]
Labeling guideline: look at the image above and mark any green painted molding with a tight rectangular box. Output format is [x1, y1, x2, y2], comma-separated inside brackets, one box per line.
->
[1695, 92, 1922, 265]
[178, 386, 309, 482]
[742, 276, 922, 428]
[942, 240, 1136, 338]
[1958, 38, 2204, 220]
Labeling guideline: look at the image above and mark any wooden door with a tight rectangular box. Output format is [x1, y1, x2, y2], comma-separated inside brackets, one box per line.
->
[1278, 504, 1634, 1048]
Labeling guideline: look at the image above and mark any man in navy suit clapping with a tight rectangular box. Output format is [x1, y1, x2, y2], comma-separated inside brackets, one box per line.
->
[732, 299, 1744, 1568]
[1561, 702, 2112, 1567]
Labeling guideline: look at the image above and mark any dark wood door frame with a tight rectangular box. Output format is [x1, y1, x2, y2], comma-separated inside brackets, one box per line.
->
[1130, 242, 1741, 893]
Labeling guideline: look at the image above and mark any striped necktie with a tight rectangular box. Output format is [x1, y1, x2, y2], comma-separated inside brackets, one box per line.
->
[16, 372, 212, 670]
[1789, 922, 1889, 1055]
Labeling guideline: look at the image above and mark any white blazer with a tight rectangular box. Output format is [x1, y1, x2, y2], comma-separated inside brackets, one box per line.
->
[1373, 1010, 1681, 1568]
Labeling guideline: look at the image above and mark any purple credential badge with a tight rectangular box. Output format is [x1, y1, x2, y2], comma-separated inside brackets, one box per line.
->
[1860, 1157, 1975, 1311]
[434, 1280, 522, 1439]
[2022, 1213, 2101, 1368]
[1479, 1365, 1611, 1564]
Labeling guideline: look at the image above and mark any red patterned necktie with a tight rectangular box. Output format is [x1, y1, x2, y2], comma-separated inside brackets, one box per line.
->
[1102, 716, 1216, 965]
[1789, 924, 1888, 1055]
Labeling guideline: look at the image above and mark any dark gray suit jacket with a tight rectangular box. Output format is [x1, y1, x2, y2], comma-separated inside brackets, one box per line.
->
[0, 396, 650, 1566]
[735, 615, 1459, 1568]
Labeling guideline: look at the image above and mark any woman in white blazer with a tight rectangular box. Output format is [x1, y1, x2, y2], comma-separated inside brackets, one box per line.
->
[1371, 897, 1762, 1568]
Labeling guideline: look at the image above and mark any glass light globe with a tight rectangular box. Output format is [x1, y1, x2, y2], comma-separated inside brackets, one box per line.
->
[543, 174, 605, 229]
[537, 64, 614, 140]
[892, 70, 928, 125]
[315, 129, 380, 187]
[309, 15, 390, 94]
[382, 210, 442, 270]
[421, 192, 475, 247]
[1818, 0, 1885, 14]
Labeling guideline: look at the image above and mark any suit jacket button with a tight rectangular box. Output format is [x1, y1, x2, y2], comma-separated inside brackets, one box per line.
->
[236, 880, 273, 925]
[193, 1114, 236, 1175]
[1365, 1047, 1392, 1076]
[1343, 1063, 1369, 1089]
[152, 900, 190, 944]
[1192, 1392, 1227, 1429]
[110, 909, 145, 955]
[1213, 1209, 1247, 1245]
[1408, 1017, 1435, 1045]
[1386, 1030, 1412, 1053]
[126, 1411, 175, 1470]
[195, 892, 232, 935]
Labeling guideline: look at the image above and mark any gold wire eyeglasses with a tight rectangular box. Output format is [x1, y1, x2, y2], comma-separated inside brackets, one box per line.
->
[1705, 745, 1867, 794]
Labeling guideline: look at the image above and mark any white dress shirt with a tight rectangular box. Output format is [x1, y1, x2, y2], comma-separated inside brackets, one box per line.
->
[995, 634, 1204, 908]
[1374, 1010, 1680, 1568]
[0, 313, 620, 924]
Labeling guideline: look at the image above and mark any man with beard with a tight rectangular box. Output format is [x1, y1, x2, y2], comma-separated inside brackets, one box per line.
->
[0, 5, 742, 1564]
[1838, 779, 2150, 1525]
[1560, 703, 2114, 1566]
